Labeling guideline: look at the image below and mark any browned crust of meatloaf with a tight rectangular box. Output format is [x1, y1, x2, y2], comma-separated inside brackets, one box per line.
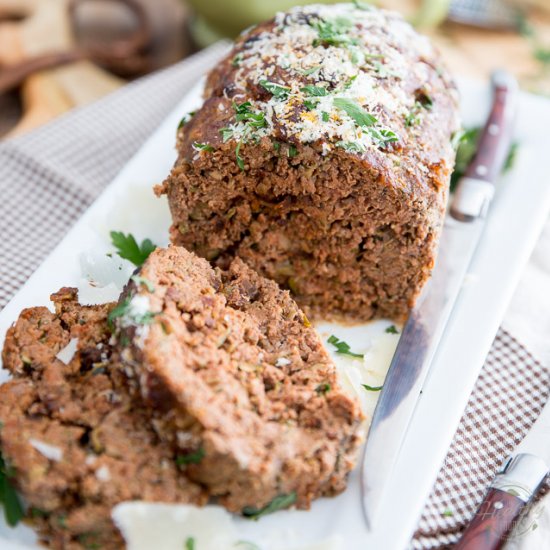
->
[115, 246, 363, 513]
[0, 288, 206, 550]
[157, 5, 459, 322]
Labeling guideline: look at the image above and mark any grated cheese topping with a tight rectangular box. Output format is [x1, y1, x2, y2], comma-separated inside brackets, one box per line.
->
[220, 3, 438, 157]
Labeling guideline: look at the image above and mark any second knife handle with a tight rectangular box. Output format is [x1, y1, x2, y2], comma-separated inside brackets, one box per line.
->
[454, 488, 525, 550]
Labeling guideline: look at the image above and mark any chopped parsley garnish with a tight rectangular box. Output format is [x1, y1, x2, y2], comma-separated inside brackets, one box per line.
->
[368, 127, 399, 147]
[336, 141, 366, 153]
[442, 509, 453, 517]
[177, 111, 196, 130]
[327, 335, 364, 358]
[311, 17, 358, 48]
[259, 80, 291, 99]
[303, 99, 318, 111]
[242, 492, 297, 520]
[219, 127, 234, 143]
[333, 98, 377, 127]
[192, 142, 214, 152]
[353, 0, 373, 10]
[110, 231, 156, 267]
[131, 275, 155, 293]
[272, 141, 281, 153]
[185, 537, 195, 550]
[107, 296, 156, 329]
[300, 66, 320, 76]
[344, 74, 358, 89]
[0, 452, 24, 527]
[233, 101, 267, 129]
[451, 126, 518, 191]
[176, 448, 205, 466]
[322, 111, 330, 122]
[287, 144, 298, 158]
[300, 84, 329, 97]
[232, 53, 243, 67]
[316, 383, 331, 394]
[385, 325, 399, 334]
[235, 140, 245, 171]
[362, 383, 383, 392]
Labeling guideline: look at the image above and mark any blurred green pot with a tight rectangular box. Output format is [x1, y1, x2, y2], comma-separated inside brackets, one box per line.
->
[187, 0, 338, 47]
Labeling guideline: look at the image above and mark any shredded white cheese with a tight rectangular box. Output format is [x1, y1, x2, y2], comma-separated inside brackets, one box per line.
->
[55, 338, 79, 365]
[29, 439, 63, 462]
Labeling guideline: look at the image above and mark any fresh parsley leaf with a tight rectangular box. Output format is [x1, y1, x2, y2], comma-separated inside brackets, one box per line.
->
[0, 452, 24, 527]
[131, 275, 155, 293]
[301, 85, 329, 97]
[192, 142, 214, 152]
[110, 231, 156, 267]
[107, 296, 156, 329]
[316, 383, 331, 394]
[177, 111, 196, 130]
[368, 127, 399, 147]
[327, 335, 364, 358]
[259, 80, 291, 99]
[233, 102, 267, 129]
[336, 141, 366, 153]
[333, 98, 377, 127]
[303, 99, 318, 111]
[362, 383, 383, 392]
[311, 17, 358, 48]
[232, 53, 243, 67]
[287, 144, 298, 158]
[300, 66, 320, 76]
[235, 140, 245, 171]
[353, 0, 373, 10]
[185, 537, 196, 550]
[450, 126, 518, 191]
[272, 141, 281, 153]
[176, 448, 205, 466]
[344, 74, 358, 89]
[220, 127, 234, 143]
[442, 509, 453, 517]
[385, 325, 399, 334]
[242, 492, 297, 520]
[322, 111, 330, 122]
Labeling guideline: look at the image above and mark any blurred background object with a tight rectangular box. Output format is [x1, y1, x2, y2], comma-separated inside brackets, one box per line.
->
[1, 0, 550, 138]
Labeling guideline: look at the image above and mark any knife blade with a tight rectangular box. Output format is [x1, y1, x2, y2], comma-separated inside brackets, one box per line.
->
[361, 69, 519, 529]
[455, 384, 550, 550]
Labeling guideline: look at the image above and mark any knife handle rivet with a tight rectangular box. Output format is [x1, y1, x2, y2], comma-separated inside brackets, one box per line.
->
[493, 501, 504, 510]
[475, 165, 488, 177]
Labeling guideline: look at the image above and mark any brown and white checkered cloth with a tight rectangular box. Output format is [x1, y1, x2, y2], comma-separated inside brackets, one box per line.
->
[0, 42, 548, 550]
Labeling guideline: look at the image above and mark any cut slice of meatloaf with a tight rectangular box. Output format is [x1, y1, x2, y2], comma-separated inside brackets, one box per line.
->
[0, 288, 206, 550]
[157, 3, 460, 322]
[113, 246, 364, 513]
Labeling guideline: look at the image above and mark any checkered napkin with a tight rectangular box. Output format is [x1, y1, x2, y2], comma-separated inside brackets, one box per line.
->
[0, 41, 548, 550]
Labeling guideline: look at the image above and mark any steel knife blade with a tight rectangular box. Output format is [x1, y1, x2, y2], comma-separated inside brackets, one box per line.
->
[361, 70, 519, 529]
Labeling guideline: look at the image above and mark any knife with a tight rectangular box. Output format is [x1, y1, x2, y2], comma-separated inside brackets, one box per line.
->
[455, 389, 550, 550]
[361, 69, 518, 528]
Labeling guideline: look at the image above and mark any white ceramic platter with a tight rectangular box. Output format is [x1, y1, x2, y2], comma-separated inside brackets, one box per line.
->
[1, 77, 549, 550]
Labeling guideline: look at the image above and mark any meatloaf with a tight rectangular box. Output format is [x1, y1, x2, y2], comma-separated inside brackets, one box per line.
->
[0, 288, 206, 550]
[157, 3, 460, 321]
[112, 246, 363, 513]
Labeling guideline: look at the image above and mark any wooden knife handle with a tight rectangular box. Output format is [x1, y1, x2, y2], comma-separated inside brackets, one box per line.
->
[454, 488, 525, 550]
[464, 70, 517, 184]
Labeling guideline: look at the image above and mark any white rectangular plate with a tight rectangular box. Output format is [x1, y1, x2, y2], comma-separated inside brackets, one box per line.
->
[1, 77, 549, 550]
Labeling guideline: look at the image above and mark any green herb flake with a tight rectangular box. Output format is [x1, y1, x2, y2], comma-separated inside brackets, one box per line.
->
[327, 335, 364, 358]
[303, 99, 318, 111]
[232, 53, 243, 67]
[235, 141, 245, 171]
[272, 141, 281, 153]
[107, 296, 156, 329]
[311, 17, 358, 48]
[242, 492, 297, 520]
[385, 325, 399, 334]
[131, 275, 155, 293]
[185, 536, 196, 550]
[259, 80, 291, 99]
[353, 0, 373, 10]
[344, 74, 358, 90]
[300, 66, 320, 76]
[233, 101, 267, 129]
[192, 142, 214, 153]
[362, 383, 383, 392]
[322, 111, 330, 122]
[333, 98, 377, 127]
[442, 509, 453, 517]
[300, 84, 329, 97]
[316, 383, 331, 395]
[110, 231, 156, 267]
[176, 448, 205, 466]
[220, 127, 234, 143]
[177, 111, 196, 130]
[287, 144, 298, 158]
[0, 452, 24, 527]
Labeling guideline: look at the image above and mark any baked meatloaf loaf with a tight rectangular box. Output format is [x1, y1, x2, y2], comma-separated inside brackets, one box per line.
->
[0, 288, 206, 550]
[157, 3, 460, 321]
[113, 246, 363, 513]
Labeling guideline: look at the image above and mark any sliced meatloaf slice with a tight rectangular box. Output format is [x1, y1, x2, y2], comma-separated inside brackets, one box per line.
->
[113, 246, 364, 513]
[158, 3, 460, 322]
[0, 288, 206, 550]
